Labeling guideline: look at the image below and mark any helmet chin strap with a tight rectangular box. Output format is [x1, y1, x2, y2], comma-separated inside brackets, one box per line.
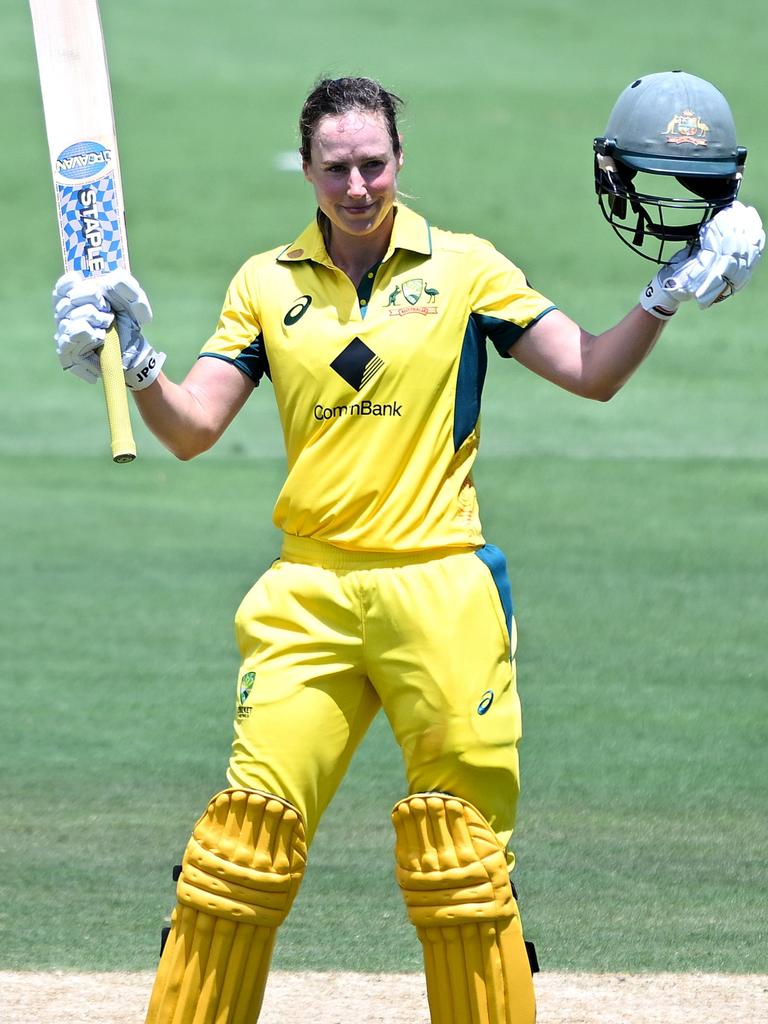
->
[627, 188, 701, 246]
[628, 192, 650, 247]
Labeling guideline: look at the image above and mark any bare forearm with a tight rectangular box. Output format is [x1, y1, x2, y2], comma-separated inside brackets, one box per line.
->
[513, 305, 668, 401]
[579, 305, 667, 400]
[131, 374, 213, 459]
[132, 359, 253, 460]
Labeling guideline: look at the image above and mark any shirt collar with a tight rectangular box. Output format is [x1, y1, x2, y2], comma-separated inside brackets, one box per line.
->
[276, 203, 432, 267]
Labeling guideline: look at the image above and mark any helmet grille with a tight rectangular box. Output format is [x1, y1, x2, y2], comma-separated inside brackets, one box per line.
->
[594, 141, 742, 264]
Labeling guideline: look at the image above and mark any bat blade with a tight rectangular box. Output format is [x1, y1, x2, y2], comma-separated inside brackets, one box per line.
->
[30, 0, 136, 463]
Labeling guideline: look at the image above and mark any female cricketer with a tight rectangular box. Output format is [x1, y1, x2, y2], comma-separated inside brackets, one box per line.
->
[52, 75, 763, 1023]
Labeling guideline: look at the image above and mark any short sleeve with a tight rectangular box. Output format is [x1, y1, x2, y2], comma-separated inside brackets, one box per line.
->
[469, 240, 556, 357]
[198, 258, 269, 385]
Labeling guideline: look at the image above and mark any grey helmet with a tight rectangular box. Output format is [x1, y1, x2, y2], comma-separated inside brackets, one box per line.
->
[594, 71, 747, 263]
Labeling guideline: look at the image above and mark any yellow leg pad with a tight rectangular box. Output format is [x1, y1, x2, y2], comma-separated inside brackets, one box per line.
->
[145, 789, 307, 1024]
[392, 793, 535, 1024]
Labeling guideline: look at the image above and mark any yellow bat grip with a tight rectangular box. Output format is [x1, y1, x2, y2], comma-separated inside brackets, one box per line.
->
[99, 327, 136, 463]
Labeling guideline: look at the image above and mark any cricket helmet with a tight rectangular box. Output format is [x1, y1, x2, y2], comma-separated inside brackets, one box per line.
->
[594, 71, 747, 263]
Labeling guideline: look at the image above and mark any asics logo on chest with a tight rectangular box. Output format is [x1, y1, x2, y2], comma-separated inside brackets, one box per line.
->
[283, 295, 312, 326]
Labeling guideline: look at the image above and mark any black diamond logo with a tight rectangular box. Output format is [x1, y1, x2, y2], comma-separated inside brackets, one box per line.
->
[330, 337, 384, 391]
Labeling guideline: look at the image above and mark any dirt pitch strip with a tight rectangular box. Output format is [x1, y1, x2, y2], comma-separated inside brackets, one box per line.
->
[2, 970, 767, 1023]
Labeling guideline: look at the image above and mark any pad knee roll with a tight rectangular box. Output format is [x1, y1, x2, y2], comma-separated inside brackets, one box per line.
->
[392, 793, 535, 1024]
[146, 789, 307, 1024]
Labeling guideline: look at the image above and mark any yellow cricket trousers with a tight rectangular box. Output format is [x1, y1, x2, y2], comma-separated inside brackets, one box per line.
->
[228, 536, 523, 855]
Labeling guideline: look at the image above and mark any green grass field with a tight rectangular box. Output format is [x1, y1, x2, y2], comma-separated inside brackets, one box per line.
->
[2, 0, 766, 978]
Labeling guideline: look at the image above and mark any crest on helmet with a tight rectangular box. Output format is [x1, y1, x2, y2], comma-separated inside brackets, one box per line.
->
[663, 110, 710, 147]
[593, 71, 746, 264]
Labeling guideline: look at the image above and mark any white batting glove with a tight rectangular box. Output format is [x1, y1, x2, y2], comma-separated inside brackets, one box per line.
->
[640, 202, 764, 318]
[661, 248, 735, 309]
[53, 274, 114, 383]
[703, 200, 765, 293]
[664, 201, 765, 307]
[645, 200, 765, 316]
[99, 271, 166, 389]
[639, 249, 692, 320]
[53, 270, 166, 389]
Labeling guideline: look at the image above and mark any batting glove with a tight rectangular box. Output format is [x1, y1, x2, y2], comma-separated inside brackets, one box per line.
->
[642, 201, 765, 319]
[663, 201, 765, 307]
[53, 274, 114, 383]
[53, 270, 166, 390]
[639, 249, 692, 320]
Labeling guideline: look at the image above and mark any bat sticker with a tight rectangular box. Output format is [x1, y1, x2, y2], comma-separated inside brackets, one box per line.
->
[54, 141, 124, 273]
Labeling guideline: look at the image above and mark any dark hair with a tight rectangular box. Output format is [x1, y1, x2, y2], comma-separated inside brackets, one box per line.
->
[299, 77, 404, 162]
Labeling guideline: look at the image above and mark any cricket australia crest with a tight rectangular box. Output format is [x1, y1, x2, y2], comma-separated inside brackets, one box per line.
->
[663, 110, 710, 147]
[385, 278, 440, 317]
[237, 670, 256, 718]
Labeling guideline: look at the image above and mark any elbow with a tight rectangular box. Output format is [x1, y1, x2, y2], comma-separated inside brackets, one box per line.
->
[591, 384, 621, 403]
[581, 377, 624, 403]
[171, 445, 199, 462]
[167, 428, 218, 461]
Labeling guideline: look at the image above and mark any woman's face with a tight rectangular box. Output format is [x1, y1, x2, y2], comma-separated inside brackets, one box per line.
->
[303, 109, 403, 242]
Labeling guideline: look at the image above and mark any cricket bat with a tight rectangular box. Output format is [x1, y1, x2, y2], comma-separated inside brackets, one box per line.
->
[30, 0, 136, 463]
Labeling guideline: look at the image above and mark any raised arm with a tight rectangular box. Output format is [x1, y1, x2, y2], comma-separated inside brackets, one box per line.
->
[53, 269, 255, 460]
[513, 200, 764, 400]
[512, 304, 664, 401]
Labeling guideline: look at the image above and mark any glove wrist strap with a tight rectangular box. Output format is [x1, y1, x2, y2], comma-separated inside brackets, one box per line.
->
[126, 348, 166, 390]
[639, 272, 679, 320]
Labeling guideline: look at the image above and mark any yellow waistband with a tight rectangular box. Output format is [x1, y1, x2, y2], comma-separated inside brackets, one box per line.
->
[280, 534, 477, 570]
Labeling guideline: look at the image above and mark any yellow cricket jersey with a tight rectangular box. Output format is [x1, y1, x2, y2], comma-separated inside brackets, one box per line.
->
[200, 204, 555, 552]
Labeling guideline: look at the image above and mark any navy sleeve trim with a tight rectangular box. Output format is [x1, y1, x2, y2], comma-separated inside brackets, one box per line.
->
[198, 334, 270, 385]
[454, 316, 488, 451]
[479, 305, 558, 358]
[198, 351, 260, 385]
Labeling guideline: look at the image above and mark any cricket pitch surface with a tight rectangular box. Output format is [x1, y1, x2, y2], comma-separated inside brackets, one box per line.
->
[2, 970, 767, 1022]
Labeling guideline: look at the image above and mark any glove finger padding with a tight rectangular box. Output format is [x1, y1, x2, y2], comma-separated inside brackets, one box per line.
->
[52, 270, 86, 307]
[58, 350, 103, 384]
[660, 248, 732, 308]
[55, 304, 115, 382]
[58, 302, 114, 337]
[99, 270, 153, 324]
[697, 200, 765, 300]
[52, 269, 152, 323]
[53, 278, 112, 325]
[51, 269, 164, 389]
[726, 256, 760, 293]
[695, 253, 740, 306]
[649, 202, 766, 316]
[700, 201, 765, 260]
[702, 205, 744, 256]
